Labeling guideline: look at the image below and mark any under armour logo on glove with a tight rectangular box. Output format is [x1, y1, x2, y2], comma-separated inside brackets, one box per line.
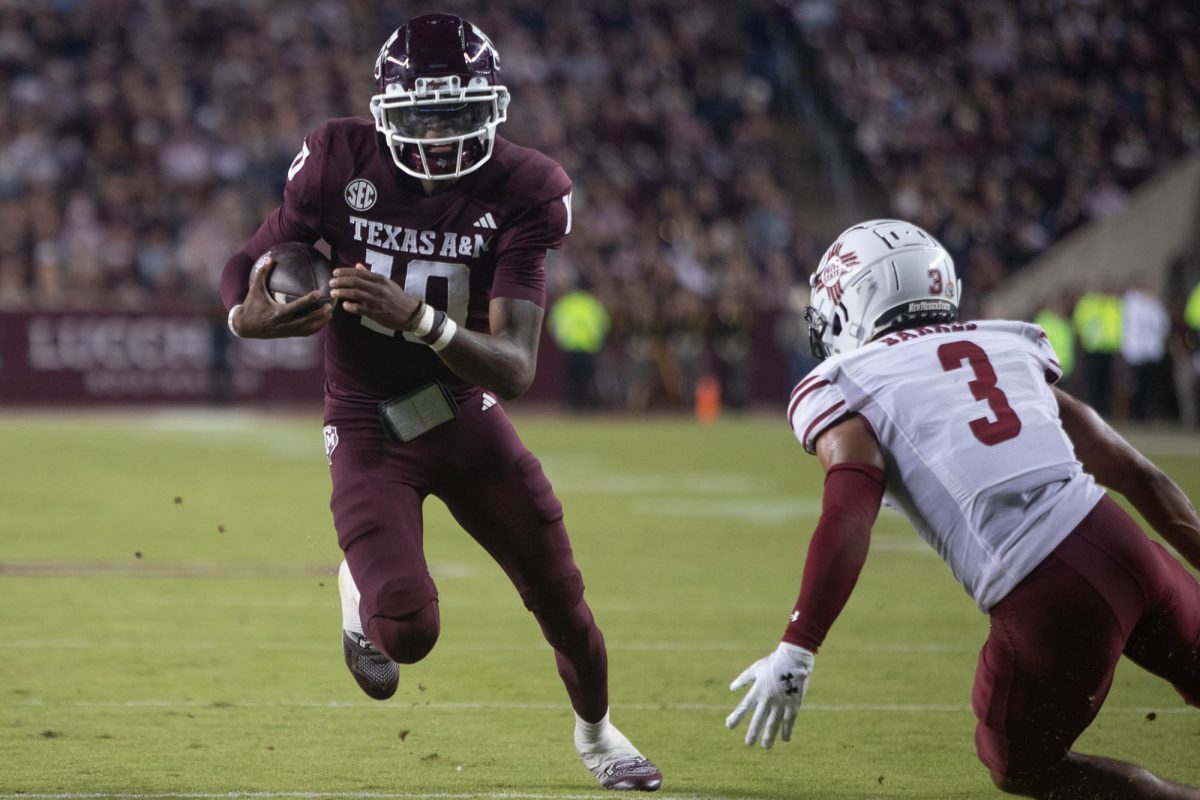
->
[726, 642, 816, 748]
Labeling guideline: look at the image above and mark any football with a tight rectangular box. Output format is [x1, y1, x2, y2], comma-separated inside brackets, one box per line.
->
[252, 242, 333, 304]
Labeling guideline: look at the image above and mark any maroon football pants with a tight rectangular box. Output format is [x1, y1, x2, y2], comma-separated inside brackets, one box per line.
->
[325, 387, 585, 617]
[323, 387, 608, 719]
[973, 495, 1200, 780]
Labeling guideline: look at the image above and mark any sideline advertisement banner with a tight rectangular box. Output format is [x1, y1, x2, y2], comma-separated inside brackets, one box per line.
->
[0, 310, 787, 408]
[0, 311, 325, 405]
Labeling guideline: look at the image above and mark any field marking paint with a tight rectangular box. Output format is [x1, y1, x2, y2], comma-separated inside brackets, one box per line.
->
[4, 698, 1191, 715]
[0, 561, 476, 581]
[0, 638, 975, 654]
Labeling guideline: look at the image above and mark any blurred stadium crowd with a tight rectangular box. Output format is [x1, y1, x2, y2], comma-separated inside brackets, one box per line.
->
[2, 0, 1199, 420]
[797, 0, 1200, 295]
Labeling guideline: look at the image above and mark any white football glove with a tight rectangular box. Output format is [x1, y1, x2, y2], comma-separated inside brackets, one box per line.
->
[725, 642, 814, 748]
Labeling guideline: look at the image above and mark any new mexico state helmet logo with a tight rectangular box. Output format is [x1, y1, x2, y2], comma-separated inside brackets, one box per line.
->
[815, 242, 860, 304]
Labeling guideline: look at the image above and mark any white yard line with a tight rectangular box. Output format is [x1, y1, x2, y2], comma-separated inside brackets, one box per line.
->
[3, 698, 1191, 715]
[0, 638, 975, 654]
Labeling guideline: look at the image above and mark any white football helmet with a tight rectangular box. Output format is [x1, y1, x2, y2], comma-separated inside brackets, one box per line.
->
[805, 219, 959, 360]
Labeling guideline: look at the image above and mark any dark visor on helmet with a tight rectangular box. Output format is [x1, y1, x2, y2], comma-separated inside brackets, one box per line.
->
[385, 104, 491, 139]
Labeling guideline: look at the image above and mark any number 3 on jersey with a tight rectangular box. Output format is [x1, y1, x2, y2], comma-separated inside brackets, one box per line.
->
[937, 340, 1022, 446]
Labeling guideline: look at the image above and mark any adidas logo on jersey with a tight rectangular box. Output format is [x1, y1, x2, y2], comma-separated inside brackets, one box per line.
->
[473, 212, 497, 229]
[481, 392, 497, 411]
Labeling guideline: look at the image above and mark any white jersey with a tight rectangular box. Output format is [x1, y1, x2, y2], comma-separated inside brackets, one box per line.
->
[788, 320, 1104, 610]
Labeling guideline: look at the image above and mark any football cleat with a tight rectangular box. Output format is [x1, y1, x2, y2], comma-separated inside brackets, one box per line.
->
[594, 756, 663, 791]
[339, 560, 398, 700]
[576, 715, 663, 792]
[341, 629, 399, 700]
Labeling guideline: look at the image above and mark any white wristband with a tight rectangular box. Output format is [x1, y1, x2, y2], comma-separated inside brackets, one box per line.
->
[429, 317, 458, 352]
[409, 303, 436, 337]
[227, 304, 243, 337]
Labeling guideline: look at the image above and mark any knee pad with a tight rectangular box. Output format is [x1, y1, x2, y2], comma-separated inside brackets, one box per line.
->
[360, 559, 438, 621]
[534, 597, 599, 650]
[519, 569, 585, 615]
[366, 600, 440, 664]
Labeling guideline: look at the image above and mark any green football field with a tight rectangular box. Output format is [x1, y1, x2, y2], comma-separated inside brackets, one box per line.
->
[1, 409, 1197, 799]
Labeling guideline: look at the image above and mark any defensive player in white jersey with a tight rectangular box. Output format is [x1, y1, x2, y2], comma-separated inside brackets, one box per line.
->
[726, 219, 1200, 799]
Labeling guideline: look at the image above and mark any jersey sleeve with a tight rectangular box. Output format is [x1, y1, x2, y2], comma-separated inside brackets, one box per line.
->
[279, 126, 327, 234]
[218, 127, 327, 309]
[787, 365, 852, 455]
[491, 175, 572, 307]
[1024, 323, 1064, 385]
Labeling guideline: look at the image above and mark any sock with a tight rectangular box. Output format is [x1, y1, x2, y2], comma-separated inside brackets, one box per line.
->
[338, 561, 363, 634]
[574, 710, 611, 748]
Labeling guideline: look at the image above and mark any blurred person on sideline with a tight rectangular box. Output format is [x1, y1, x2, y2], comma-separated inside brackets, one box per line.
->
[1073, 288, 1122, 418]
[1178, 278, 1200, 426]
[219, 14, 660, 791]
[1121, 281, 1172, 421]
[548, 278, 610, 411]
[1033, 293, 1076, 382]
[728, 220, 1200, 799]
[712, 286, 756, 413]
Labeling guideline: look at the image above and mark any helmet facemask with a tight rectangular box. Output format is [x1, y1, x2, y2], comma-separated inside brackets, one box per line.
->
[804, 306, 832, 360]
[371, 75, 510, 181]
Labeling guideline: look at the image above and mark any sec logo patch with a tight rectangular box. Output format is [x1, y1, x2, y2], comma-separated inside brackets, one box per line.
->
[345, 179, 377, 211]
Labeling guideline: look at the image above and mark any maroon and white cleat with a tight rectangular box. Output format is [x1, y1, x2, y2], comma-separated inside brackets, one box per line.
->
[576, 714, 662, 792]
[596, 756, 663, 791]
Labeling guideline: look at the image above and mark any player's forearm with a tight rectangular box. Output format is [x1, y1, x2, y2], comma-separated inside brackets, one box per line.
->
[221, 250, 256, 310]
[783, 515, 871, 652]
[782, 463, 884, 652]
[436, 329, 537, 400]
[1054, 388, 1200, 570]
[220, 207, 313, 310]
[1123, 468, 1200, 572]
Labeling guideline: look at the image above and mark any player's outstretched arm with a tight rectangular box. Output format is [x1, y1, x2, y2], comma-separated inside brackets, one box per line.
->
[727, 415, 886, 748]
[1054, 386, 1200, 571]
[791, 415, 888, 645]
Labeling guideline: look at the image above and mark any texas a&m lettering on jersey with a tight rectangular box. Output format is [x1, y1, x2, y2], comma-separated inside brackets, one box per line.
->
[788, 320, 1101, 611]
[223, 117, 572, 402]
[348, 215, 490, 260]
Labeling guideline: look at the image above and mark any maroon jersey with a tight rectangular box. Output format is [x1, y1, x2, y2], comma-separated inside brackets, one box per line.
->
[220, 117, 572, 400]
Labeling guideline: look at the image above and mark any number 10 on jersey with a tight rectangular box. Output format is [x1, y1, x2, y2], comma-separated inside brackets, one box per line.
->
[361, 249, 470, 340]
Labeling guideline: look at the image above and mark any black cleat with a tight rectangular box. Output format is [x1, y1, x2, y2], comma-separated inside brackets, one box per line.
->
[342, 630, 398, 700]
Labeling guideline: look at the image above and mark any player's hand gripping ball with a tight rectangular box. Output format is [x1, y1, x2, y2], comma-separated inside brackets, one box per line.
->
[252, 242, 334, 304]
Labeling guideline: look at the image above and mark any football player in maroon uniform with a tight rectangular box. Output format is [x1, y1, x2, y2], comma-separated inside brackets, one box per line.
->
[219, 14, 661, 792]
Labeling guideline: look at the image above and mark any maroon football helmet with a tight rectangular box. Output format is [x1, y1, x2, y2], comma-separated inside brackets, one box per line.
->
[371, 14, 510, 181]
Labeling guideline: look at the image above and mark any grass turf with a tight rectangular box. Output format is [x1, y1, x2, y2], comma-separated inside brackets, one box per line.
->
[1, 409, 1197, 798]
